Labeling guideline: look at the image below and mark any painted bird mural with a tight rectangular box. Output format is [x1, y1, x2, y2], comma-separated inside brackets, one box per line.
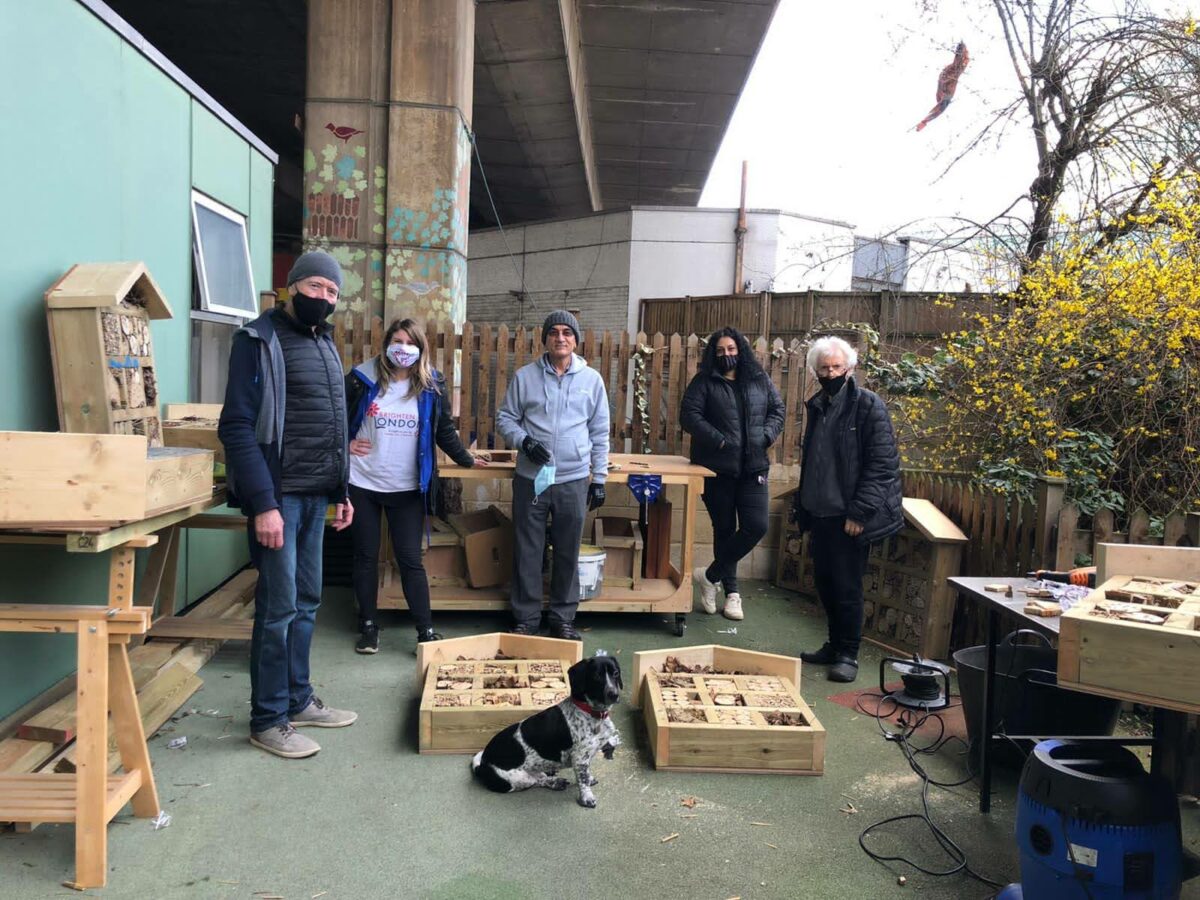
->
[326, 122, 365, 143]
[914, 42, 969, 132]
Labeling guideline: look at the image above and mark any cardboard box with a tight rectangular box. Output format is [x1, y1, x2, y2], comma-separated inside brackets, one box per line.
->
[450, 506, 513, 588]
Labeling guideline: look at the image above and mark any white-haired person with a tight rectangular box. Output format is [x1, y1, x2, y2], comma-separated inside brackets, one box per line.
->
[791, 335, 903, 682]
[681, 326, 784, 621]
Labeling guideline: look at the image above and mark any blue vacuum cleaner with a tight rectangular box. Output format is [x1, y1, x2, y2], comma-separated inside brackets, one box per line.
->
[997, 739, 1181, 899]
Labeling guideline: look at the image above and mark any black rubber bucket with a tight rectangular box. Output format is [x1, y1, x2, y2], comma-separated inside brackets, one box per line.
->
[953, 630, 1121, 765]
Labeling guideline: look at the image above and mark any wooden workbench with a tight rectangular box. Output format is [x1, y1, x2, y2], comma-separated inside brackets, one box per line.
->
[378, 454, 713, 635]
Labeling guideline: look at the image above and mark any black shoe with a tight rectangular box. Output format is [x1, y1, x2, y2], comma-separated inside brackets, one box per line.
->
[355, 624, 379, 655]
[509, 623, 540, 636]
[800, 643, 837, 665]
[413, 628, 442, 656]
[828, 656, 859, 683]
[549, 622, 582, 641]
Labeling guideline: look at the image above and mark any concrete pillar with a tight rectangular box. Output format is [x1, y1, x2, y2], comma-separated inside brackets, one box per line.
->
[303, 0, 474, 327]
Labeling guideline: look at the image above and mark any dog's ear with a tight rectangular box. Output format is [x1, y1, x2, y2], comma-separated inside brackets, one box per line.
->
[608, 656, 623, 690]
[567, 659, 586, 699]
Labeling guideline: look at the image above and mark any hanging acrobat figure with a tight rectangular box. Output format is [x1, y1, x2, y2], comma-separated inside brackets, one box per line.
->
[914, 41, 969, 132]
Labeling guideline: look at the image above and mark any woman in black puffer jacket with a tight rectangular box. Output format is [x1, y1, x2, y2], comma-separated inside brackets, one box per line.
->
[680, 327, 784, 621]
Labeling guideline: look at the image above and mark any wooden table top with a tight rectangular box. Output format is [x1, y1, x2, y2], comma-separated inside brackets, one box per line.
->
[443, 452, 713, 483]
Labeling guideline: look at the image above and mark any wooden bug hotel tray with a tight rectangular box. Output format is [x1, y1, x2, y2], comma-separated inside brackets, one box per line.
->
[415, 633, 584, 754]
[1058, 575, 1200, 715]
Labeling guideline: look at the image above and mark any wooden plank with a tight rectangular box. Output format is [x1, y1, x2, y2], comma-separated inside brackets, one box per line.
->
[460, 321, 474, 449]
[1093, 508, 1116, 544]
[53, 662, 203, 776]
[900, 499, 967, 544]
[1055, 504, 1080, 570]
[106, 643, 158, 817]
[144, 447, 214, 515]
[600, 330, 616, 443]
[1128, 508, 1151, 545]
[0, 432, 148, 525]
[648, 333, 665, 453]
[666, 333, 683, 454]
[478, 323, 493, 451]
[1018, 500, 1037, 574]
[616, 331, 631, 450]
[781, 342, 801, 465]
[1163, 512, 1188, 547]
[441, 318, 457, 426]
[768, 339, 785, 463]
[494, 323, 509, 449]
[1095, 544, 1200, 582]
[66, 490, 225, 553]
[145, 618, 252, 640]
[46, 307, 111, 435]
[74, 622, 109, 887]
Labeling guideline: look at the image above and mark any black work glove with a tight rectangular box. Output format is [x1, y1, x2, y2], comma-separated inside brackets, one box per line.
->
[587, 483, 606, 511]
[522, 436, 552, 465]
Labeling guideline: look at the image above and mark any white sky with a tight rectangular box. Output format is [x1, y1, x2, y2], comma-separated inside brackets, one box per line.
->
[699, 0, 1187, 238]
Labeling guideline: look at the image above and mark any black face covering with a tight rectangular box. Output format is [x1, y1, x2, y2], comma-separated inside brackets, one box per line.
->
[292, 291, 334, 327]
[715, 354, 739, 374]
[818, 374, 846, 395]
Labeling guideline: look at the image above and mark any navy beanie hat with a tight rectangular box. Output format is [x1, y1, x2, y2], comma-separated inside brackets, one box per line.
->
[542, 309, 581, 343]
[287, 250, 343, 291]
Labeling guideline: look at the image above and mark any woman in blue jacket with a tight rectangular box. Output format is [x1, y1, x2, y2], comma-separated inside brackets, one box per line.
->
[345, 318, 485, 654]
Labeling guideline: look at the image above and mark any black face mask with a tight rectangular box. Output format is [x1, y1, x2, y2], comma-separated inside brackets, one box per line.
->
[715, 355, 739, 373]
[292, 291, 334, 327]
[818, 374, 846, 395]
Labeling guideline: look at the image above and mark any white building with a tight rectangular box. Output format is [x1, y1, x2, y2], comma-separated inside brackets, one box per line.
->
[467, 206, 856, 334]
[467, 206, 1014, 334]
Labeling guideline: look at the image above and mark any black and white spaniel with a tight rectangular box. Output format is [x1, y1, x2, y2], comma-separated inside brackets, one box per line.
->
[471, 655, 622, 808]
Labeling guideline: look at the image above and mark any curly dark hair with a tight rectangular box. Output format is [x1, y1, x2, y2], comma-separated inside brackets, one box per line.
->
[699, 326, 764, 379]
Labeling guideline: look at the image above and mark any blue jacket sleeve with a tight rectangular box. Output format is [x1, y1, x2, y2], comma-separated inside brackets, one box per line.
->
[217, 332, 278, 516]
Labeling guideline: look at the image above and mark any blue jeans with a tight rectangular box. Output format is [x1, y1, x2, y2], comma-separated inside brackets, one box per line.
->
[249, 494, 327, 732]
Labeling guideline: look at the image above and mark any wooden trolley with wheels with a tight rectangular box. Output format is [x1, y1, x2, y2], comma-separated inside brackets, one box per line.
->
[378, 454, 711, 635]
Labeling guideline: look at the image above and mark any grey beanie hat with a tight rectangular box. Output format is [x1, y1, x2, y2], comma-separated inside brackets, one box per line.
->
[287, 250, 343, 291]
[542, 309, 581, 343]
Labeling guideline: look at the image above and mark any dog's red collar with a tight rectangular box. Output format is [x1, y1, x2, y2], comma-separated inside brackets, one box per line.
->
[571, 698, 609, 719]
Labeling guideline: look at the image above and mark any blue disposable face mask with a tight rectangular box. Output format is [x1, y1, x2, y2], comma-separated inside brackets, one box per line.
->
[533, 463, 556, 497]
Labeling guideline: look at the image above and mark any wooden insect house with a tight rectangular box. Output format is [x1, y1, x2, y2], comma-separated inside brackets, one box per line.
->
[44, 262, 173, 446]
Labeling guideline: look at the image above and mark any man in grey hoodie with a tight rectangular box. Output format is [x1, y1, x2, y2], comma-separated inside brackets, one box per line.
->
[497, 310, 610, 640]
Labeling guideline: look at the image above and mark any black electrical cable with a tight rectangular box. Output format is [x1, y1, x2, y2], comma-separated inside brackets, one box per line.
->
[854, 689, 1005, 888]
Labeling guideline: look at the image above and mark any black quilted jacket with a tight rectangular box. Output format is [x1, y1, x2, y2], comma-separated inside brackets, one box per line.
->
[792, 377, 904, 545]
[680, 366, 784, 478]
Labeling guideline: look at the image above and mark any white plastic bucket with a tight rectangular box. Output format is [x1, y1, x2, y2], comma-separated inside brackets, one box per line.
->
[577, 543, 607, 600]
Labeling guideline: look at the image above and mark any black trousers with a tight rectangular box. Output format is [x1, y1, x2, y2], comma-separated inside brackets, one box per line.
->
[348, 484, 432, 632]
[701, 472, 769, 594]
[808, 515, 870, 659]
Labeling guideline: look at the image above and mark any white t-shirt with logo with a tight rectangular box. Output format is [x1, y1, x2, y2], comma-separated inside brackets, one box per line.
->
[349, 378, 420, 492]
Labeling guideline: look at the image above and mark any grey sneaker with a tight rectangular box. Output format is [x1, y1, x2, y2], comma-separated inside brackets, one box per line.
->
[250, 723, 320, 759]
[693, 567, 718, 614]
[290, 697, 358, 728]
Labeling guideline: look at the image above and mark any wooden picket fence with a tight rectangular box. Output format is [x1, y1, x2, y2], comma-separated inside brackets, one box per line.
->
[332, 313, 814, 463]
[903, 470, 1200, 577]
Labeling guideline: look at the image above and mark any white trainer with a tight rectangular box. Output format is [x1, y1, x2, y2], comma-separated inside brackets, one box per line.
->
[723, 593, 744, 621]
[693, 567, 718, 614]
